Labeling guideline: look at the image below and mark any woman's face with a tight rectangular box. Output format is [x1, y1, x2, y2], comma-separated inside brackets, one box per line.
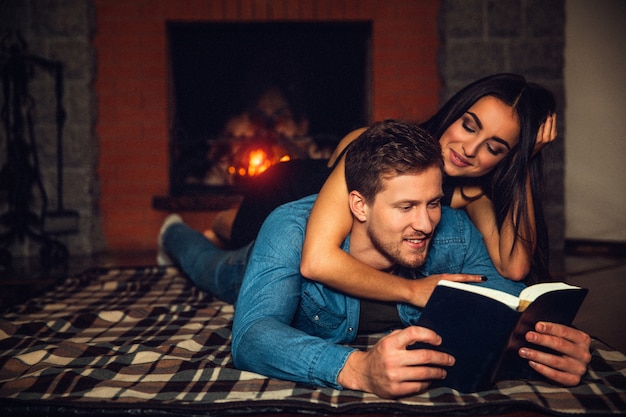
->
[439, 96, 520, 178]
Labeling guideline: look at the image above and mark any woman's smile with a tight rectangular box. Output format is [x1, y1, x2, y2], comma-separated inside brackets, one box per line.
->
[448, 148, 472, 168]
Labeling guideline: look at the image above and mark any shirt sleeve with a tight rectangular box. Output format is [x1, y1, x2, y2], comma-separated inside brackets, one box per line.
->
[231, 201, 355, 389]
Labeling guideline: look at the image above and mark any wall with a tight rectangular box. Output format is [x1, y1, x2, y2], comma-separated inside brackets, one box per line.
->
[439, 0, 566, 270]
[94, 0, 441, 251]
[0, 0, 102, 258]
[565, 0, 626, 242]
[3, 0, 570, 264]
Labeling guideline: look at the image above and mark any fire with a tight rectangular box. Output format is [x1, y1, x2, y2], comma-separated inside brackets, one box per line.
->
[246, 148, 271, 176]
[229, 145, 291, 178]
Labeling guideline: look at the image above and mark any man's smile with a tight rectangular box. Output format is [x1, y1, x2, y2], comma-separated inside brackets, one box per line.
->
[404, 236, 429, 250]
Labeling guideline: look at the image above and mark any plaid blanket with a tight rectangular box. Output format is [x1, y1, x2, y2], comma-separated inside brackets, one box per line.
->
[0, 266, 625, 416]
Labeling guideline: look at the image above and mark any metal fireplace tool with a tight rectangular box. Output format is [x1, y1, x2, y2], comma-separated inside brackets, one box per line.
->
[0, 31, 78, 270]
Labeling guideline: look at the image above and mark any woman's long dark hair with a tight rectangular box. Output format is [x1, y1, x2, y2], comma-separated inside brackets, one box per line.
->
[421, 73, 554, 283]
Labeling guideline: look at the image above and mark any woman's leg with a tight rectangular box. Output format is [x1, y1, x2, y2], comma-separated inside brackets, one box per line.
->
[159, 215, 252, 304]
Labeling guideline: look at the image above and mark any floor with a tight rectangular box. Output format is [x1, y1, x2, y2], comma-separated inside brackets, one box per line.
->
[556, 254, 626, 353]
[1, 247, 625, 353]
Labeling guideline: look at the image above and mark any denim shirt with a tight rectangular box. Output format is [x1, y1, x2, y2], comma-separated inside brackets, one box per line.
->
[232, 194, 525, 390]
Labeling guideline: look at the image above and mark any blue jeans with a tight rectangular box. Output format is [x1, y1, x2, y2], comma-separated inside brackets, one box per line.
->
[162, 222, 253, 304]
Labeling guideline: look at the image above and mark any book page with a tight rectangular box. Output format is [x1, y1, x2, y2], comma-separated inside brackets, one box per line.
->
[518, 282, 581, 304]
[437, 280, 520, 310]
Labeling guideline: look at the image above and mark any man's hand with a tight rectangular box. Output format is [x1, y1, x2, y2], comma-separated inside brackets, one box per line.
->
[337, 326, 454, 398]
[407, 273, 487, 307]
[519, 321, 591, 386]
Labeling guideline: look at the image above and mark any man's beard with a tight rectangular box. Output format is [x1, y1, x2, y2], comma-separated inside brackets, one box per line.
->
[367, 226, 429, 269]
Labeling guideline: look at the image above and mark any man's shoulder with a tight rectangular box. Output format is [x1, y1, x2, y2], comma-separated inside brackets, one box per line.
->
[269, 194, 317, 216]
[439, 205, 472, 226]
[434, 206, 474, 241]
[261, 194, 317, 230]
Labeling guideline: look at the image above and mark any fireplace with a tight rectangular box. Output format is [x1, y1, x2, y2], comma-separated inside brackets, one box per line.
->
[167, 21, 371, 196]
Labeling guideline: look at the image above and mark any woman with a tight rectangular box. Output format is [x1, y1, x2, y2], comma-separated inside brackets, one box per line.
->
[299, 73, 557, 308]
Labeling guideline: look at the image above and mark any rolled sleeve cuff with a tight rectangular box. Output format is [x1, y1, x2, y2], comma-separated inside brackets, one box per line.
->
[308, 343, 356, 390]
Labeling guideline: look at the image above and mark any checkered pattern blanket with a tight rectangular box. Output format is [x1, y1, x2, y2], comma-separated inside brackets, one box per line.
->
[1, 266, 625, 416]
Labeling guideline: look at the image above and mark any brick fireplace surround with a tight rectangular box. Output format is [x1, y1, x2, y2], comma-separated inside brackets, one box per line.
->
[96, 0, 441, 251]
[3, 0, 565, 268]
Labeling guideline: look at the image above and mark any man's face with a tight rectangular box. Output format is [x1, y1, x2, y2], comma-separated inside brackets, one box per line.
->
[364, 166, 443, 269]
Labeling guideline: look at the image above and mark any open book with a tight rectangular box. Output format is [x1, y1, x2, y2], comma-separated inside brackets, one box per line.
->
[408, 280, 588, 393]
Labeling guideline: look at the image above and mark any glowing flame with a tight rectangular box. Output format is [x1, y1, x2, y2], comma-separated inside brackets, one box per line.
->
[229, 143, 292, 179]
[246, 148, 272, 176]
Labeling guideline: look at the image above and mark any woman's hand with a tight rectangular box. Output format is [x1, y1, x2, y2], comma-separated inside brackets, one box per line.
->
[533, 113, 558, 157]
[407, 273, 487, 307]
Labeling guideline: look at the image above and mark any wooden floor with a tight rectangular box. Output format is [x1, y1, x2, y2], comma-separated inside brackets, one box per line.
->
[2, 248, 625, 353]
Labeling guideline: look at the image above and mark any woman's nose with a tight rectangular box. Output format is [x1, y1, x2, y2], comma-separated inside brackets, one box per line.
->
[462, 140, 480, 157]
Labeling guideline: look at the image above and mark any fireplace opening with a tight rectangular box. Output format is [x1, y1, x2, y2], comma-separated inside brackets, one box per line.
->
[167, 21, 371, 196]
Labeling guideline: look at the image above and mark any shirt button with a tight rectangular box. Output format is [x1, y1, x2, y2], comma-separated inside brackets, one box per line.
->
[348, 327, 354, 332]
[313, 315, 319, 321]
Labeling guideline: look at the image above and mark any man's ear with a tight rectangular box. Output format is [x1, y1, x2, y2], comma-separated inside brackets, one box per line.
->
[349, 190, 368, 222]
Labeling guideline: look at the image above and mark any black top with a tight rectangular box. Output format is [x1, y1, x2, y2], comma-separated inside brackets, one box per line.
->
[441, 176, 454, 207]
[358, 299, 403, 334]
[230, 158, 333, 248]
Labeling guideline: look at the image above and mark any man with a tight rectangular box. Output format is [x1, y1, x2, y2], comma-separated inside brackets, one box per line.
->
[230, 120, 590, 398]
[160, 120, 590, 397]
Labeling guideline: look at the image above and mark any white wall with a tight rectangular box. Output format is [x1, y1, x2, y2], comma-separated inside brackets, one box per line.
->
[565, 0, 626, 242]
